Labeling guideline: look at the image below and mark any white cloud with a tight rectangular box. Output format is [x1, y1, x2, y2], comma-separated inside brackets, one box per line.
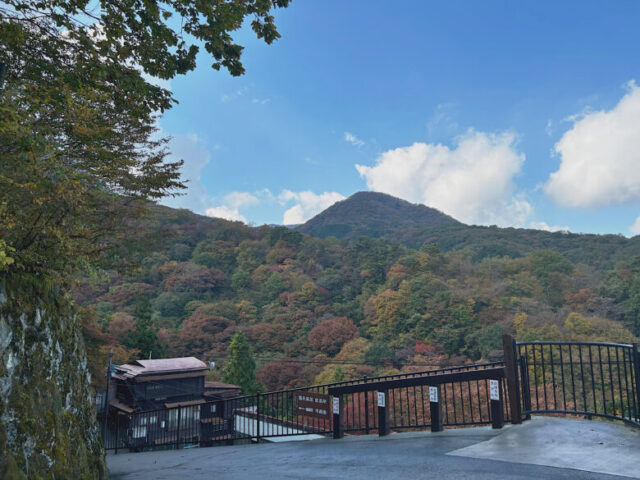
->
[427, 103, 459, 139]
[251, 98, 270, 105]
[159, 133, 211, 213]
[221, 86, 248, 103]
[545, 119, 554, 137]
[279, 190, 346, 225]
[529, 221, 570, 233]
[205, 205, 247, 223]
[344, 132, 365, 147]
[224, 191, 259, 209]
[545, 82, 640, 208]
[355, 129, 530, 226]
[203, 190, 270, 224]
[630, 216, 640, 236]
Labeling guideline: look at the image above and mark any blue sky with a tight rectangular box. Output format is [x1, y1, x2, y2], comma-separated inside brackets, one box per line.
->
[159, 0, 640, 236]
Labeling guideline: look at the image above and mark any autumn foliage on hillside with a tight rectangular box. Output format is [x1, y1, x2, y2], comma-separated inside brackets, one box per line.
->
[78, 206, 639, 391]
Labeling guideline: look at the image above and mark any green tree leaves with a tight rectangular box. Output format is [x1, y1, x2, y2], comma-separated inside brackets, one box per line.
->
[2, 0, 291, 80]
[223, 331, 260, 395]
[123, 297, 166, 359]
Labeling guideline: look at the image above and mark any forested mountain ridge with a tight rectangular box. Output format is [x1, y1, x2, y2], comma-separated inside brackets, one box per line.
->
[78, 200, 640, 395]
[296, 191, 461, 240]
[297, 192, 640, 269]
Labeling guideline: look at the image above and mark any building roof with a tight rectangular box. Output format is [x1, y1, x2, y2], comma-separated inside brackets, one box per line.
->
[109, 398, 134, 414]
[205, 381, 241, 390]
[204, 381, 242, 400]
[113, 357, 208, 381]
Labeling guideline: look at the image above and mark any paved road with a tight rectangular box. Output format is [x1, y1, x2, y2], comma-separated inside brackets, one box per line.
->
[451, 416, 640, 478]
[108, 417, 640, 480]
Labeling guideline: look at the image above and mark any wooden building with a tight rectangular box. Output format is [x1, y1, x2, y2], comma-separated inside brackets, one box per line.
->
[107, 357, 240, 449]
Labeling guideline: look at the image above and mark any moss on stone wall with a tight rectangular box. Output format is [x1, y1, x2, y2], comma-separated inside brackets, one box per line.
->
[0, 278, 106, 479]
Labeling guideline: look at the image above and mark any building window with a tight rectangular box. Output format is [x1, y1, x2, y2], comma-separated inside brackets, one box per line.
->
[168, 409, 178, 428]
[132, 426, 147, 439]
[180, 406, 200, 423]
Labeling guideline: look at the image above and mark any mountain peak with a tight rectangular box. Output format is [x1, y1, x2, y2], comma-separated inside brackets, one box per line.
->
[296, 191, 461, 243]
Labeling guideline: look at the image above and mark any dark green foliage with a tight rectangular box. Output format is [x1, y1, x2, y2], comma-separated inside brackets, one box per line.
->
[269, 226, 304, 247]
[467, 324, 504, 360]
[153, 292, 188, 318]
[365, 342, 393, 366]
[123, 297, 165, 358]
[297, 191, 460, 242]
[231, 270, 252, 291]
[265, 272, 286, 299]
[223, 331, 260, 395]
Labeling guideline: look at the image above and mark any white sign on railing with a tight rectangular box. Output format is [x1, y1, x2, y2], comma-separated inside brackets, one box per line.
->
[429, 386, 438, 403]
[377, 391, 385, 407]
[489, 379, 500, 400]
[332, 396, 340, 414]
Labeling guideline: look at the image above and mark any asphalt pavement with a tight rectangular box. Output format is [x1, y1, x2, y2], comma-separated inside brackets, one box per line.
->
[108, 417, 640, 480]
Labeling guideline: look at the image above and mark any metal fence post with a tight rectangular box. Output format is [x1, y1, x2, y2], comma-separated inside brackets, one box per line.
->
[429, 385, 443, 432]
[363, 376, 370, 434]
[519, 355, 532, 420]
[332, 395, 344, 439]
[256, 393, 261, 443]
[114, 416, 119, 455]
[377, 390, 389, 437]
[503, 334, 522, 424]
[633, 344, 640, 422]
[490, 379, 504, 429]
[175, 407, 181, 450]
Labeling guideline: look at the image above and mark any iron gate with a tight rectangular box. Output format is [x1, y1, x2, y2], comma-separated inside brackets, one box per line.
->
[516, 341, 640, 426]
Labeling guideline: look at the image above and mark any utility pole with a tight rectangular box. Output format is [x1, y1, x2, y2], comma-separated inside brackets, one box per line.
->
[102, 348, 114, 442]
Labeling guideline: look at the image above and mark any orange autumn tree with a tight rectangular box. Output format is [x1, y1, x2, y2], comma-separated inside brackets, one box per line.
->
[308, 316, 359, 356]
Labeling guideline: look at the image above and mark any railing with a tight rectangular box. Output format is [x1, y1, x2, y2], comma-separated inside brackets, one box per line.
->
[101, 361, 513, 452]
[516, 341, 640, 426]
[101, 337, 640, 453]
[329, 363, 511, 435]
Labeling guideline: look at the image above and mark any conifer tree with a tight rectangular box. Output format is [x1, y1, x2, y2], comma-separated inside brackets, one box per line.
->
[124, 296, 165, 359]
[223, 331, 259, 395]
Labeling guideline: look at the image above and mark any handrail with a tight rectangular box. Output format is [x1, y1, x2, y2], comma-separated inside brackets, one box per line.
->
[517, 340, 633, 349]
[329, 367, 505, 395]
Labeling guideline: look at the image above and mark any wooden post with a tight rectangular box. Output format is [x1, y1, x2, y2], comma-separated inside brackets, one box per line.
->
[332, 395, 344, 439]
[377, 390, 389, 436]
[429, 385, 443, 432]
[489, 379, 504, 429]
[503, 334, 522, 424]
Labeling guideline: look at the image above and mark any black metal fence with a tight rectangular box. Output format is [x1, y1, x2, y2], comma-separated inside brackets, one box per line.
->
[101, 338, 640, 453]
[101, 361, 511, 452]
[516, 341, 640, 426]
[331, 363, 511, 434]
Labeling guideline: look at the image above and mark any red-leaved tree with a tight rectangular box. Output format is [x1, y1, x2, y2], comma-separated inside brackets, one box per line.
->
[308, 317, 359, 356]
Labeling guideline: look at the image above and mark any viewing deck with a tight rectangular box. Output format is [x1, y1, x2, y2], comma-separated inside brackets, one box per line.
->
[108, 416, 640, 479]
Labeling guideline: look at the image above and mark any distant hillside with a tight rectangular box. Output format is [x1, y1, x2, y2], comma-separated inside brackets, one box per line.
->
[77, 198, 640, 396]
[296, 191, 461, 240]
[297, 191, 640, 269]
